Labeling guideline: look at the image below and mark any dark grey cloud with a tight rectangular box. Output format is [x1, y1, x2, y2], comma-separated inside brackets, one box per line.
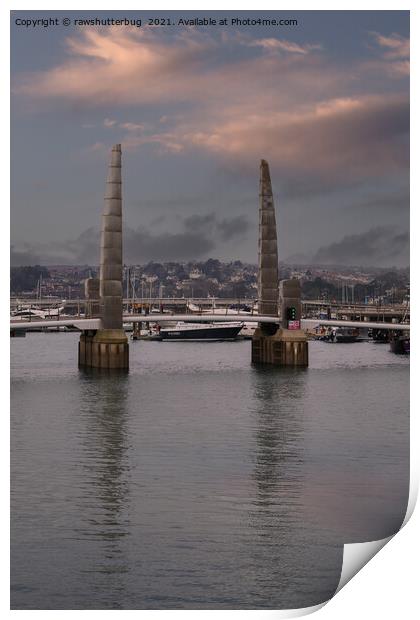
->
[135, 192, 219, 210]
[123, 227, 215, 262]
[312, 226, 409, 267]
[182, 212, 251, 241]
[10, 228, 101, 266]
[217, 215, 250, 241]
[10, 213, 250, 265]
[10, 246, 41, 267]
[149, 214, 167, 226]
[351, 191, 410, 213]
[183, 213, 217, 233]
[65, 228, 101, 263]
[12, 218, 407, 269]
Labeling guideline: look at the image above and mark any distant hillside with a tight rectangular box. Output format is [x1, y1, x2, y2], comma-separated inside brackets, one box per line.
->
[10, 266, 50, 294]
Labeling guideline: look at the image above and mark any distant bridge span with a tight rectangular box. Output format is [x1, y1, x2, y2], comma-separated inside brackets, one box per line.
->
[10, 318, 102, 331]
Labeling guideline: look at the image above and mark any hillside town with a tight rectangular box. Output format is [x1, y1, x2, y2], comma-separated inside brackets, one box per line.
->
[10, 260, 410, 306]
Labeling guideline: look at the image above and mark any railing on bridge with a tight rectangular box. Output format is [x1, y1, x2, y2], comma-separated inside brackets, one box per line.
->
[10, 314, 410, 333]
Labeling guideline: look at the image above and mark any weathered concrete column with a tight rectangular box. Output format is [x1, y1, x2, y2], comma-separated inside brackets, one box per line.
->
[274, 279, 308, 366]
[79, 144, 129, 370]
[257, 159, 279, 320]
[252, 161, 308, 367]
[84, 277, 100, 318]
[99, 144, 124, 331]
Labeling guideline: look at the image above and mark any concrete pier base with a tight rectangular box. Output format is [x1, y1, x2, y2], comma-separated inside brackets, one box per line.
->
[79, 329, 129, 370]
[252, 327, 308, 367]
[78, 331, 95, 368]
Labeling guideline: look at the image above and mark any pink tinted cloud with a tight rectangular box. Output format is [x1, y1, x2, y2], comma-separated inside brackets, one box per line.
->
[14, 27, 216, 105]
[367, 31, 410, 76]
[151, 93, 408, 183]
[13, 26, 406, 114]
[14, 27, 409, 184]
[119, 122, 145, 132]
[370, 31, 410, 59]
[121, 131, 184, 154]
[249, 38, 322, 54]
[12, 27, 337, 108]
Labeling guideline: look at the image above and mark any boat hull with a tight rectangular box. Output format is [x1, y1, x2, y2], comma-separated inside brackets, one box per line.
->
[160, 324, 243, 341]
[335, 335, 359, 343]
[390, 335, 410, 354]
[369, 329, 389, 343]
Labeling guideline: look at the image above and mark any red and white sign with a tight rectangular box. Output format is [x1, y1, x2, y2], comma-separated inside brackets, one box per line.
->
[288, 320, 300, 330]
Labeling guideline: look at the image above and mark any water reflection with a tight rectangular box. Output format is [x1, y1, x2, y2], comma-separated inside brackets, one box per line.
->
[251, 367, 305, 507]
[300, 367, 410, 544]
[76, 370, 131, 608]
[11, 336, 409, 610]
[248, 367, 342, 608]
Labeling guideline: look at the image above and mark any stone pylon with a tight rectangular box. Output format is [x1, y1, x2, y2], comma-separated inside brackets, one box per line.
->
[258, 160, 279, 319]
[84, 277, 100, 318]
[252, 160, 308, 366]
[79, 144, 129, 370]
[100, 144, 124, 330]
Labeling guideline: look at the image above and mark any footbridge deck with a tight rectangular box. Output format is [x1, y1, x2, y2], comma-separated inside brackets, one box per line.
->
[10, 315, 410, 332]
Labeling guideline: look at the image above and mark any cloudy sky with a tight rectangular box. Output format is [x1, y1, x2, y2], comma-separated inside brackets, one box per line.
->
[11, 10, 409, 267]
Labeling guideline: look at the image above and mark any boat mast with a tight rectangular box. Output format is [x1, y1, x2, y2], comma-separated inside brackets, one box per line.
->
[126, 266, 130, 313]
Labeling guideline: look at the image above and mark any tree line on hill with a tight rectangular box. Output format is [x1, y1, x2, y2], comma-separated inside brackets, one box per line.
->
[10, 266, 50, 294]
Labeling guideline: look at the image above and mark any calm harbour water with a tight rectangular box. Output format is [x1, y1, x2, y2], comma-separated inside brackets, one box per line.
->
[11, 334, 409, 609]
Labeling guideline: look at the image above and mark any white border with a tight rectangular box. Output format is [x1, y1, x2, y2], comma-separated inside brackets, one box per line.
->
[3, 1, 417, 618]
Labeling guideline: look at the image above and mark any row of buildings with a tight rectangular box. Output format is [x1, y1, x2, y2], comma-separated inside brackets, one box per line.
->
[10, 260, 409, 305]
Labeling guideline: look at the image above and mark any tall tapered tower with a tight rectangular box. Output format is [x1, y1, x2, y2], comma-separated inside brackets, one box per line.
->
[258, 159, 279, 317]
[100, 144, 123, 329]
[78, 144, 129, 370]
[252, 160, 308, 366]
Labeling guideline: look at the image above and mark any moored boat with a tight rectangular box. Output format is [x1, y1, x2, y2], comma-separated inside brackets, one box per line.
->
[389, 330, 410, 354]
[10, 329, 26, 338]
[11, 306, 65, 320]
[335, 327, 360, 343]
[160, 321, 243, 341]
[239, 323, 257, 339]
[369, 328, 389, 343]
